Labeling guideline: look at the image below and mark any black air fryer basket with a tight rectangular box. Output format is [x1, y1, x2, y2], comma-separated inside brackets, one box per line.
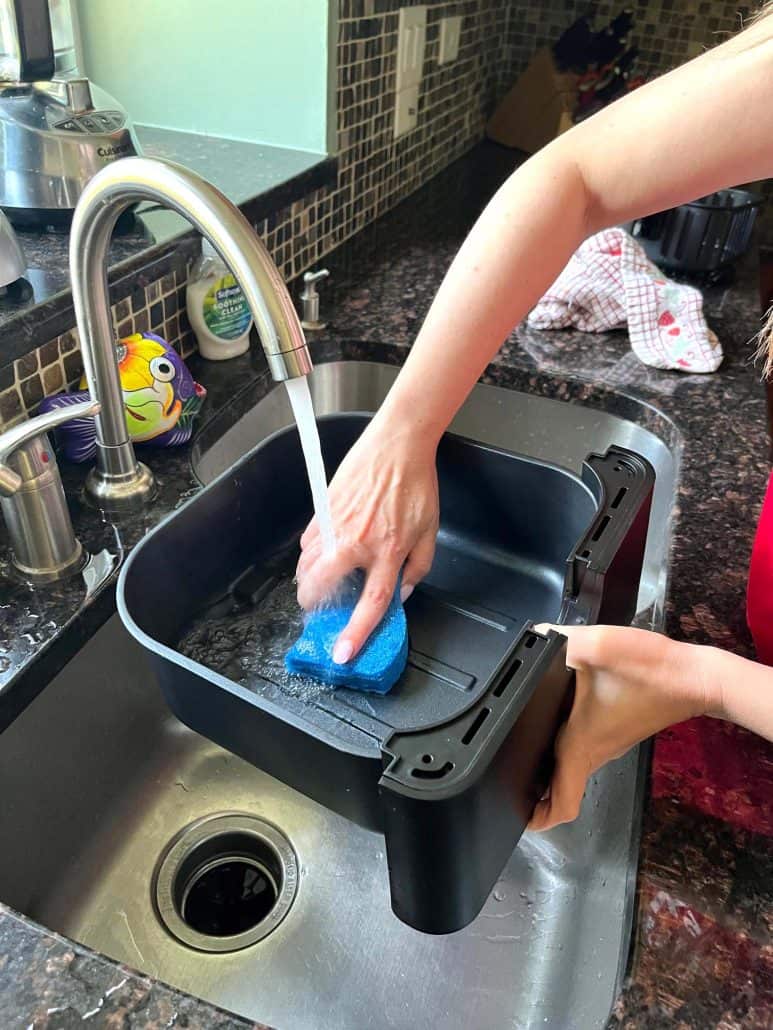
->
[631, 188, 762, 276]
[119, 414, 655, 935]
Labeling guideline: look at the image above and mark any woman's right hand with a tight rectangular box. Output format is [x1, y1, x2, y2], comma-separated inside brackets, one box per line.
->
[295, 415, 440, 664]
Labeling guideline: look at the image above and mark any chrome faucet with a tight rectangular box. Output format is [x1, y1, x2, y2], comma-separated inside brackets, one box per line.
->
[70, 156, 313, 514]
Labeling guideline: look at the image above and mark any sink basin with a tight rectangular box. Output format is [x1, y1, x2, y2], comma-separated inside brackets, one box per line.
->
[0, 360, 677, 1030]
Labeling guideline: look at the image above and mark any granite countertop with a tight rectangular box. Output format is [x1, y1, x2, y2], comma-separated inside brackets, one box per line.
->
[1, 143, 771, 1028]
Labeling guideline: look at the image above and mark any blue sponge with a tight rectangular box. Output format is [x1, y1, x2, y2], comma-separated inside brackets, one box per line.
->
[285, 573, 408, 693]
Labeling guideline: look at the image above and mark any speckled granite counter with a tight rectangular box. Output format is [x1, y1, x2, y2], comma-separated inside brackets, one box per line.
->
[1, 143, 771, 1028]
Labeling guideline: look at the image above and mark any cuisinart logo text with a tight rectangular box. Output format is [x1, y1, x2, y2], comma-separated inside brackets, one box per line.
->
[97, 143, 132, 159]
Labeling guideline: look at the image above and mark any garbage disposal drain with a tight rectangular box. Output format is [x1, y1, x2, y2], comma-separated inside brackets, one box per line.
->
[154, 814, 298, 952]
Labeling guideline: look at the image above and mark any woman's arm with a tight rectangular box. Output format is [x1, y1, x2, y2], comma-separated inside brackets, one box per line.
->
[527, 625, 773, 831]
[377, 20, 773, 448]
[298, 21, 773, 658]
[707, 644, 773, 740]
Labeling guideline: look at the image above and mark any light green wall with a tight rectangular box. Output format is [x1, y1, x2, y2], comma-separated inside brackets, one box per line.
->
[74, 0, 328, 152]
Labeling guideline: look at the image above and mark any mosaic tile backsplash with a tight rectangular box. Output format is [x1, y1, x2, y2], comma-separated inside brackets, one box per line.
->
[0, 0, 767, 430]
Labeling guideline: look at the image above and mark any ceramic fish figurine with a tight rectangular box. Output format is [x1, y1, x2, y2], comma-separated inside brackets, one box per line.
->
[39, 332, 206, 463]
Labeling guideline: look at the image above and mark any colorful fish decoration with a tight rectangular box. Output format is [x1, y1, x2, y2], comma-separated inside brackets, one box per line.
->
[39, 332, 207, 463]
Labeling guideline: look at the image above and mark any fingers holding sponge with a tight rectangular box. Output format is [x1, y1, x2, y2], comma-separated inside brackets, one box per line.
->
[285, 572, 409, 694]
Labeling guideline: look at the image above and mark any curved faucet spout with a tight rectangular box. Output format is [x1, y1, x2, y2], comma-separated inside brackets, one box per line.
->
[69, 156, 313, 513]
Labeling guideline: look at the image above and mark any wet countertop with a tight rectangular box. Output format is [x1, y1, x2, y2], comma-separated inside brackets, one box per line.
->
[1, 142, 771, 1027]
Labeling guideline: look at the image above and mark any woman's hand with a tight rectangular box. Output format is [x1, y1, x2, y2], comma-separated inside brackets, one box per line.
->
[528, 625, 715, 831]
[296, 416, 439, 663]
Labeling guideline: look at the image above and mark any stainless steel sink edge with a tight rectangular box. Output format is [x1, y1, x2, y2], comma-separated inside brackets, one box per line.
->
[0, 357, 681, 1030]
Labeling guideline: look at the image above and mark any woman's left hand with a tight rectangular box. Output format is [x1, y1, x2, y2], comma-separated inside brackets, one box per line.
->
[528, 625, 715, 831]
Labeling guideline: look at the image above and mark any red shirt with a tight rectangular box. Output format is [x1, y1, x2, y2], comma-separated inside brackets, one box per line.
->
[748, 471, 773, 665]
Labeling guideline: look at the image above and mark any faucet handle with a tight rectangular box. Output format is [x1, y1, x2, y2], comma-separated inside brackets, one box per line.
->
[303, 268, 330, 289]
[0, 399, 101, 497]
[300, 268, 330, 331]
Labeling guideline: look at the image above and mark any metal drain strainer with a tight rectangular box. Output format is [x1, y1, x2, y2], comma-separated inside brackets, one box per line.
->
[154, 813, 298, 952]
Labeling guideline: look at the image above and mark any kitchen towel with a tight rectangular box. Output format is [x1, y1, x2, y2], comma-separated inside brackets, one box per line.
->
[527, 227, 723, 373]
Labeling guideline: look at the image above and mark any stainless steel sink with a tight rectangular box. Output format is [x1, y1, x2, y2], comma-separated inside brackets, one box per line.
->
[0, 360, 677, 1030]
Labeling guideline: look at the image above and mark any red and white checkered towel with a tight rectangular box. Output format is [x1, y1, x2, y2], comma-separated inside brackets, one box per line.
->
[527, 228, 723, 373]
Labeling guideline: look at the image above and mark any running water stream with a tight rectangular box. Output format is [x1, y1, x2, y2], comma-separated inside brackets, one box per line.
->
[284, 377, 336, 556]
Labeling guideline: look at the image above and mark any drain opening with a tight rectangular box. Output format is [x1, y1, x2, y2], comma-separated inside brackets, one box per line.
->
[178, 838, 280, 936]
[154, 814, 298, 953]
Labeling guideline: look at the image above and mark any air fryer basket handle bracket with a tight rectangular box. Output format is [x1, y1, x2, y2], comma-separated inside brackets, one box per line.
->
[380, 628, 569, 796]
[379, 629, 574, 934]
[564, 446, 655, 626]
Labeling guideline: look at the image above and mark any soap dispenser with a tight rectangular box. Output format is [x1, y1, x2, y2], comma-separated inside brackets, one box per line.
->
[186, 237, 253, 360]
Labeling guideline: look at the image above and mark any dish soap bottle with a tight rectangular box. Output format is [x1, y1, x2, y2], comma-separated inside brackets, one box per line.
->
[186, 237, 253, 359]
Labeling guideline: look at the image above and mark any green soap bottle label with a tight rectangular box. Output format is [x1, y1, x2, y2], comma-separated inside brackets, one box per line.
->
[202, 274, 251, 340]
